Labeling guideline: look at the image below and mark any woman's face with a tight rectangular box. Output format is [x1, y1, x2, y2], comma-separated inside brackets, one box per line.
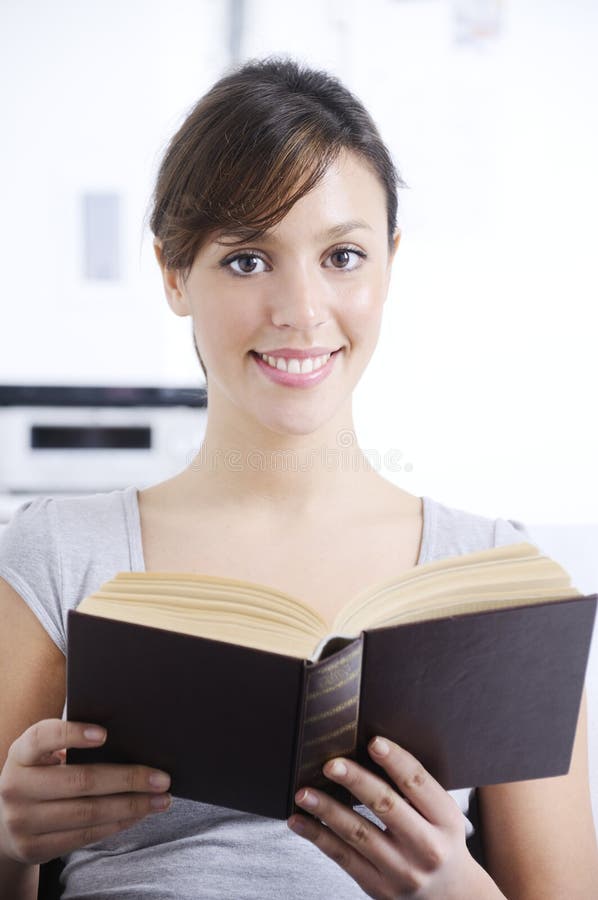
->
[156, 149, 400, 438]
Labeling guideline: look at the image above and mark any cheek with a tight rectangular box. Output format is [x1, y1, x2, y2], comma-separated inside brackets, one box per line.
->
[344, 283, 385, 338]
[191, 295, 254, 360]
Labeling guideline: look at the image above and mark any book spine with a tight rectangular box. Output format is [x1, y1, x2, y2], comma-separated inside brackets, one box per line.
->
[288, 636, 364, 815]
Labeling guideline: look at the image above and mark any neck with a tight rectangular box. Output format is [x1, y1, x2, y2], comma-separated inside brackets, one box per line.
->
[181, 417, 384, 519]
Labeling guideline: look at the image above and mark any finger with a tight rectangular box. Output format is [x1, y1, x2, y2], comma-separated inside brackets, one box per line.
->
[320, 752, 436, 855]
[293, 785, 407, 877]
[39, 748, 68, 767]
[366, 737, 463, 830]
[9, 720, 109, 767]
[36, 750, 65, 767]
[13, 816, 148, 865]
[24, 790, 172, 836]
[10, 762, 171, 803]
[287, 813, 389, 899]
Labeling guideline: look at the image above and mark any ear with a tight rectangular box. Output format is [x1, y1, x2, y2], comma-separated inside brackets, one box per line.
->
[384, 228, 402, 296]
[388, 228, 401, 265]
[153, 238, 192, 317]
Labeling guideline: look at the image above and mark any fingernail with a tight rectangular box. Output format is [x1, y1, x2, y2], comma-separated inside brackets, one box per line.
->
[288, 817, 306, 834]
[84, 727, 106, 742]
[370, 737, 390, 757]
[150, 793, 171, 810]
[327, 759, 347, 777]
[296, 788, 319, 809]
[149, 772, 171, 790]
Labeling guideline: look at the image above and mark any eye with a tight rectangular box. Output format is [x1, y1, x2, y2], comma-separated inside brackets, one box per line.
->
[222, 252, 268, 277]
[219, 245, 367, 277]
[325, 246, 367, 271]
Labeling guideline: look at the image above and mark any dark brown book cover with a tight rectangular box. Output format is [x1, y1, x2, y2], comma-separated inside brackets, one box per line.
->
[66, 593, 597, 820]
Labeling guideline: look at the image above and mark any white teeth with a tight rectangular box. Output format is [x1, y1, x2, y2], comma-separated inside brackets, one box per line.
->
[259, 353, 331, 374]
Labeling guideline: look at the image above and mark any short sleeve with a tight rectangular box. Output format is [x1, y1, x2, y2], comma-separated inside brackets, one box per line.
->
[0, 496, 65, 654]
[494, 516, 538, 549]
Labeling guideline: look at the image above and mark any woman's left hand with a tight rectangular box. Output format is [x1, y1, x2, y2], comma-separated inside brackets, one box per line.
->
[287, 736, 504, 899]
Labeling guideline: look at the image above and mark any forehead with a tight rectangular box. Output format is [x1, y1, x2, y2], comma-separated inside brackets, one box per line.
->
[211, 153, 386, 248]
[213, 218, 375, 248]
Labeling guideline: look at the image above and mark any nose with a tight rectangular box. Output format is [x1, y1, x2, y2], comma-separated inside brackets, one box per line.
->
[270, 265, 330, 330]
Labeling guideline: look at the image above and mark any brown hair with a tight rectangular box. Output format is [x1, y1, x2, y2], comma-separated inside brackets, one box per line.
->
[148, 55, 406, 380]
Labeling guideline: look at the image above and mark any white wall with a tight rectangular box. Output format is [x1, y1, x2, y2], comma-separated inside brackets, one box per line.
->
[0, 0, 228, 385]
[348, 0, 598, 525]
[1, 0, 596, 524]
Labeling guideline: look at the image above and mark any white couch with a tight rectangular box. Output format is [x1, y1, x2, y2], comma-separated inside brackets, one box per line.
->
[525, 523, 598, 840]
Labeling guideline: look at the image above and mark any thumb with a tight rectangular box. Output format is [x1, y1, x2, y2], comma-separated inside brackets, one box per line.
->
[37, 747, 68, 767]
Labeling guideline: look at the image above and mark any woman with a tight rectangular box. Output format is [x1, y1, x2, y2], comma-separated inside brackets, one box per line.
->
[0, 56, 597, 900]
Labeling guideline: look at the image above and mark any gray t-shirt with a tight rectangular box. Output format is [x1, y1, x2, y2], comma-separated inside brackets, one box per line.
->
[0, 486, 533, 899]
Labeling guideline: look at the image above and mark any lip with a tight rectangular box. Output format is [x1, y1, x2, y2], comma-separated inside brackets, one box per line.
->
[253, 346, 342, 359]
[251, 348, 341, 388]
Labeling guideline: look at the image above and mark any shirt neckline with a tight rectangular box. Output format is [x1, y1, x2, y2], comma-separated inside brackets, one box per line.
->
[123, 485, 434, 573]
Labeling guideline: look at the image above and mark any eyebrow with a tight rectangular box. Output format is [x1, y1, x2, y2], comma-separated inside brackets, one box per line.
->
[214, 218, 374, 246]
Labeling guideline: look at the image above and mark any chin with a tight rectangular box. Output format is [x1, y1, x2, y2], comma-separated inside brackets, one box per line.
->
[262, 413, 332, 439]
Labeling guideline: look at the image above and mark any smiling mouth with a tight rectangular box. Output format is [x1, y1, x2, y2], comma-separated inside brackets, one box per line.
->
[250, 349, 341, 374]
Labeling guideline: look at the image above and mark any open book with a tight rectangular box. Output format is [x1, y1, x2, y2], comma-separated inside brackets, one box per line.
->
[66, 542, 597, 819]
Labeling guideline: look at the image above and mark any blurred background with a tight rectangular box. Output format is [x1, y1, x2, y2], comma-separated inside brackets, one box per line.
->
[1, 0, 596, 523]
[0, 0, 597, 832]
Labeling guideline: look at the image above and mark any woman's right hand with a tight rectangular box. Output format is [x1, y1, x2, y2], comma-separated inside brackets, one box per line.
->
[0, 718, 172, 864]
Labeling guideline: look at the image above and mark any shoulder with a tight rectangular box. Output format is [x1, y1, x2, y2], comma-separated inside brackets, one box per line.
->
[0, 494, 62, 593]
[0, 486, 136, 564]
[39, 486, 140, 588]
[423, 496, 535, 564]
[48, 485, 138, 547]
[0, 487, 139, 654]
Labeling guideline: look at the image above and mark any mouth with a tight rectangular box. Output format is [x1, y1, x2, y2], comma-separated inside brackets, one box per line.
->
[250, 348, 342, 375]
[249, 347, 343, 387]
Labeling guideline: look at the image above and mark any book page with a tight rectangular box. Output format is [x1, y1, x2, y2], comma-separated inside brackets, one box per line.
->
[76, 542, 580, 658]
